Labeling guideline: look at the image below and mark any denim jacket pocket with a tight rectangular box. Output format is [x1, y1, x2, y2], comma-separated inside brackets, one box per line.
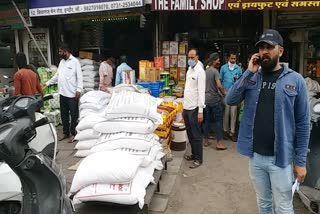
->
[283, 88, 297, 97]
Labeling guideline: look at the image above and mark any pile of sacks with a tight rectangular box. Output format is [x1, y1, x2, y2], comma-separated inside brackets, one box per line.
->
[71, 90, 164, 208]
[80, 58, 100, 92]
[74, 90, 111, 157]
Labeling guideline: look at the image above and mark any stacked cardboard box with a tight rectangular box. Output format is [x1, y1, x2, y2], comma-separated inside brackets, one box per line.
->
[161, 41, 188, 83]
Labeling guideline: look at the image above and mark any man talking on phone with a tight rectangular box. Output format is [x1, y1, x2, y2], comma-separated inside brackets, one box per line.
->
[226, 29, 310, 213]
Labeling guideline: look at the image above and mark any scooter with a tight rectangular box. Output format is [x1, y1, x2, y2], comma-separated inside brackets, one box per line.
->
[0, 95, 73, 214]
[298, 99, 320, 214]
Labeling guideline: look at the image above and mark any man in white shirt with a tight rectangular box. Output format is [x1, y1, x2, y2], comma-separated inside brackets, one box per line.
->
[183, 48, 206, 169]
[44, 44, 83, 142]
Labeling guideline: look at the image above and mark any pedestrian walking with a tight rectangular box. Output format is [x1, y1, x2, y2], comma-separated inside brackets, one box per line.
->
[220, 52, 242, 142]
[225, 29, 310, 214]
[183, 48, 206, 169]
[14, 52, 43, 96]
[203, 52, 227, 150]
[44, 43, 83, 143]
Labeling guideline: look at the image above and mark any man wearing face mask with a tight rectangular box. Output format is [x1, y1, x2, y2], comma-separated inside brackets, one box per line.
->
[220, 52, 242, 142]
[183, 48, 206, 169]
[226, 29, 310, 213]
[44, 44, 83, 143]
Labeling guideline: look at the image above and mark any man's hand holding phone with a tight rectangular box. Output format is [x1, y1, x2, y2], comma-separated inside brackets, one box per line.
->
[248, 53, 261, 74]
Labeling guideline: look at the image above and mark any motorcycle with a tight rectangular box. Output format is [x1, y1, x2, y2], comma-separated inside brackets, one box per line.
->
[0, 95, 73, 214]
[298, 100, 320, 214]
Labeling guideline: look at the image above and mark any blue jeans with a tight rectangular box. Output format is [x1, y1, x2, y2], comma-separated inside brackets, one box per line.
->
[249, 153, 294, 214]
[203, 102, 224, 140]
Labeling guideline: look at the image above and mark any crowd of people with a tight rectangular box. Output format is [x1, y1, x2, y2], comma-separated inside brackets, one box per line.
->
[183, 29, 310, 213]
[11, 28, 311, 213]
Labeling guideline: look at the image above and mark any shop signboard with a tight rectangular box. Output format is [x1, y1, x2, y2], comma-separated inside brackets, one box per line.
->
[28, 0, 144, 17]
[152, 0, 320, 10]
[226, 0, 320, 10]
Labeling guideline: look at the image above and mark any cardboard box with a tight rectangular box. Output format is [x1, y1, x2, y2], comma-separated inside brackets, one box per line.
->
[139, 60, 149, 81]
[164, 55, 170, 68]
[154, 56, 165, 70]
[170, 68, 178, 81]
[79, 51, 97, 60]
[122, 70, 136, 84]
[179, 41, 188, 55]
[162, 41, 170, 55]
[178, 55, 187, 68]
[170, 55, 178, 68]
[145, 67, 160, 82]
[178, 67, 186, 81]
[170, 41, 179, 55]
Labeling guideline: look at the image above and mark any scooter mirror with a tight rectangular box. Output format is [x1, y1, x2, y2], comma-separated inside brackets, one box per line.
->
[313, 103, 320, 114]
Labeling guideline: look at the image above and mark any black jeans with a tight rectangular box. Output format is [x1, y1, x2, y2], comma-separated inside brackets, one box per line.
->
[60, 95, 79, 136]
[183, 108, 203, 162]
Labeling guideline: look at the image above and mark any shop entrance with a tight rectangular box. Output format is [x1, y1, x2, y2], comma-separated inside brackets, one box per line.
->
[159, 11, 263, 68]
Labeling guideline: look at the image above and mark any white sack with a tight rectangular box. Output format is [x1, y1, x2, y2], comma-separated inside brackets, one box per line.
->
[70, 151, 143, 194]
[74, 129, 100, 141]
[80, 59, 96, 66]
[82, 64, 99, 71]
[93, 117, 158, 134]
[91, 133, 158, 153]
[83, 73, 99, 78]
[104, 91, 163, 123]
[79, 99, 109, 111]
[79, 109, 104, 120]
[83, 82, 99, 88]
[76, 114, 108, 131]
[75, 139, 97, 150]
[115, 143, 164, 169]
[74, 149, 91, 158]
[80, 90, 111, 105]
[73, 164, 155, 209]
[83, 77, 99, 83]
[48, 93, 60, 109]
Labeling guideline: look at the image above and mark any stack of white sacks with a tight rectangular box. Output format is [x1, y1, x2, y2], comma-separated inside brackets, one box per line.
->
[70, 90, 164, 209]
[74, 90, 111, 157]
[80, 58, 100, 92]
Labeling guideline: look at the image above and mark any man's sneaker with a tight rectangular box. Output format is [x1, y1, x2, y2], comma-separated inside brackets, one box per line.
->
[223, 131, 230, 140]
[231, 134, 238, 142]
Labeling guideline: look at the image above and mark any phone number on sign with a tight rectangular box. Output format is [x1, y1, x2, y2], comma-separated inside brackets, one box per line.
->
[111, 1, 143, 9]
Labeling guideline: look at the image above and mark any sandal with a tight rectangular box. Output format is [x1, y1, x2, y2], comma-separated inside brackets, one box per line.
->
[204, 142, 210, 147]
[184, 154, 194, 161]
[189, 160, 202, 169]
[215, 146, 227, 151]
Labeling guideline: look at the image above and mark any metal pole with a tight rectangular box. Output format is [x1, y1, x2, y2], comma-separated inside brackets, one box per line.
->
[11, 0, 50, 67]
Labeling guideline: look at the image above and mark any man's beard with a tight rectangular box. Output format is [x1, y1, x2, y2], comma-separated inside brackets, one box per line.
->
[59, 54, 67, 60]
[261, 55, 278, 71]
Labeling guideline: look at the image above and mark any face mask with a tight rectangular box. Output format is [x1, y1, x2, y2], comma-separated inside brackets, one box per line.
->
[228, 62, 235, 71]
[188, 59, 196, 67]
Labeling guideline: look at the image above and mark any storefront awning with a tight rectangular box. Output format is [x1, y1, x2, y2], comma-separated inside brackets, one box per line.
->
[151, 0, 320, 11]
[28, 0, 145, 17]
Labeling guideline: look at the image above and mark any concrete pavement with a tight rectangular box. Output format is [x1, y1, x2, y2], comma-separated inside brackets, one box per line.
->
[55, 130, 310, 213]
[164, 140, 310, 214]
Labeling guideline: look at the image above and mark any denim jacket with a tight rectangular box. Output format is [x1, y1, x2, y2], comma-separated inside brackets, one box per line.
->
[225, 65, 310, 168]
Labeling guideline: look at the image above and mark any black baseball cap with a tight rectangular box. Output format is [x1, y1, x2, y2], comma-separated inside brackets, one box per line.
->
[255, 29, 283, 47]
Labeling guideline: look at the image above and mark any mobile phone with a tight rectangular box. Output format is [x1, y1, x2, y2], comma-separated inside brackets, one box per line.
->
[254, 56, 261, 65]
